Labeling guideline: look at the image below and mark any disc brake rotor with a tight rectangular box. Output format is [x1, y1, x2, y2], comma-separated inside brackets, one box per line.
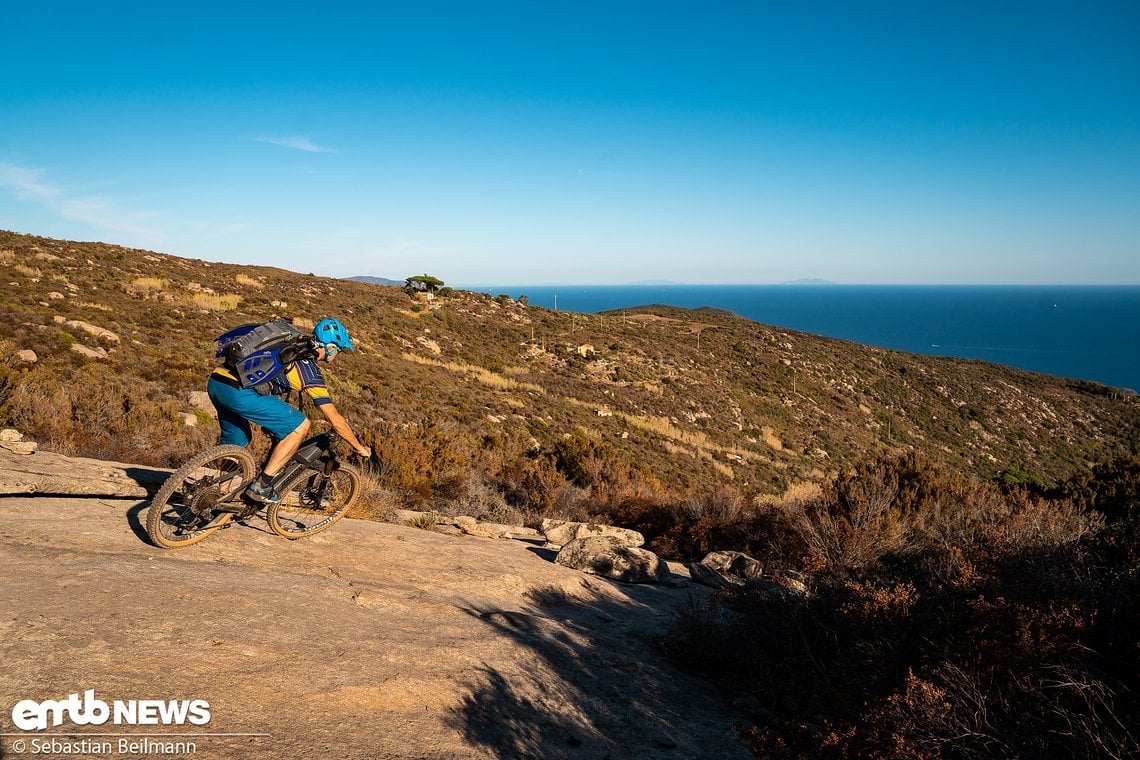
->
[186, 483, 224, 516]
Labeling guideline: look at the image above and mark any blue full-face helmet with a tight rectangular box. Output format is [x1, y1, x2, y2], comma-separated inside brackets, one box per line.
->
[313, 317, 355, 354]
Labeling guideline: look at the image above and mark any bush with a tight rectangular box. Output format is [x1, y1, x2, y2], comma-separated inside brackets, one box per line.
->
[366, 419, 476, 506]
[4, 364, 212, 465]
[666, 453, 1140, 759]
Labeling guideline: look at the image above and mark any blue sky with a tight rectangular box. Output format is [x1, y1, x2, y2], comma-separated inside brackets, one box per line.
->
[1, 1, 1138, 284]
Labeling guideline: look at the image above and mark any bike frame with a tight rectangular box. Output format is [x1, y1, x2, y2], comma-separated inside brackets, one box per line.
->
[266, 431, 343, 495]
[203, 432, 343, 519]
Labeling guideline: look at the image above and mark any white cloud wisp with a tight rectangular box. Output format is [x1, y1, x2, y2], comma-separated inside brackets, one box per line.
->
[254, 136, 338, 153]
[0, 162, 161, 238]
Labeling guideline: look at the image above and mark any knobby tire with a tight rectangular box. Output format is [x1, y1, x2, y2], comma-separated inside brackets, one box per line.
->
[267, 464, 360, 539]
[145, 444, 257, 548]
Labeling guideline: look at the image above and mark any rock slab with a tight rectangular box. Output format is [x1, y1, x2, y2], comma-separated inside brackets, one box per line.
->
[0, 448, 169, 497]
[0, 490, 749, 759]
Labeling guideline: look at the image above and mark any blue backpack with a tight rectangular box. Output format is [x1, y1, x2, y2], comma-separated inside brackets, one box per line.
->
[215, 319, 315, 390]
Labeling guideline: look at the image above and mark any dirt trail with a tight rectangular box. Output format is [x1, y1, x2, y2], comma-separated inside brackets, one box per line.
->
[0, 489, 749, 759]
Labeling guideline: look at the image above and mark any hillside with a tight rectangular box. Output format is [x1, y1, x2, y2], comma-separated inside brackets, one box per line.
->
[4, 231, 1139, 757]
[1, 229, 1135, 503]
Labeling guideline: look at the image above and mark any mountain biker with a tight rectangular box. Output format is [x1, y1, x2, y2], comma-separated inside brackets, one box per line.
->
[206, 317, 372, 503]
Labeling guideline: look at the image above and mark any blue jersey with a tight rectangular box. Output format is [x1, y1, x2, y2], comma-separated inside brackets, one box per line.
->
[213, 358, 332, 406]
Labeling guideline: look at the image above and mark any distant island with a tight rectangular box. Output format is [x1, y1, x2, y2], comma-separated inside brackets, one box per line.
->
[780, 278, 835, 285]
[346, 275, 405, 287]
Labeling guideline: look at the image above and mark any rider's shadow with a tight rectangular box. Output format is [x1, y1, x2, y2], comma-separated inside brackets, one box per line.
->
[126, 501, 153, 543]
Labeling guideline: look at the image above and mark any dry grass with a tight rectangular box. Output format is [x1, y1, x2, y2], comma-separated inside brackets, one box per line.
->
[619, 413, 713, 448]
[562, 396, 603, 411]
[711, 460, 734, 478]
[664, 441, 696, 458]
[190, 292, 242, 311]
[235, 274, 263, 289]
[349, 471, 399, 521]
[14, 264, 42, 278]
[405, 511, 443, 530]
[0, 249, 15, 264]
[127, 277, 167, 296]
[401, 352, 544, 393]
[780, 481, 823, 504]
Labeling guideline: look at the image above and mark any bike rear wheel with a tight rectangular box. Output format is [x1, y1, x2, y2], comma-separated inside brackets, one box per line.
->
[146, 445, 257, 548]
[267, 464, 360, 539]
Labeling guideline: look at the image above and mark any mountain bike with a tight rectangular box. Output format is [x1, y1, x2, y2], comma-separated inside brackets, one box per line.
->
[145, 432, 360, 548]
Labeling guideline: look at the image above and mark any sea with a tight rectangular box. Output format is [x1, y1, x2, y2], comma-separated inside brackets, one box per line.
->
[462, 285, 1140, 393]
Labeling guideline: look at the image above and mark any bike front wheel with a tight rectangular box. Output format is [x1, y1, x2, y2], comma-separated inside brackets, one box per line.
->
[267, 464, 360, 539]
[145, 445, 257, 548]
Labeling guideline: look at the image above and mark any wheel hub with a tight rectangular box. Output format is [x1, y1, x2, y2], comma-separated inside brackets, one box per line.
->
[187, 484, 224, 516]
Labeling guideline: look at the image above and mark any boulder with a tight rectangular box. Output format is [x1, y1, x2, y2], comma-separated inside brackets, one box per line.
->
[689, 550, 765, 589]
[71, 344, 108, 360]
[0, 429, 38, 455]
[16, 349, 37, 364]
[188, 391, 216, 418]
[454, 515, 507, 539]
[688, 562, 733, 589]
[555, 536, 668, 584]
[541, 518, 645, 548]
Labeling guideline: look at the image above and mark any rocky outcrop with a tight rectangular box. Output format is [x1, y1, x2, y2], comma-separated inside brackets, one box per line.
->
[1, 487, 749, 759]
[454, 515, 543, 540]
[395, 509, 542, 540]
[0, 446, 168, 497]
[52, 316, 121, 343]
[555, 536, 668, 584]
[541, 518, 645, 548]
[188, 390, 217, 418]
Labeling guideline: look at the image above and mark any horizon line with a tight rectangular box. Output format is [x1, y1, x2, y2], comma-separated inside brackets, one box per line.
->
[448, 282, 1140, 288]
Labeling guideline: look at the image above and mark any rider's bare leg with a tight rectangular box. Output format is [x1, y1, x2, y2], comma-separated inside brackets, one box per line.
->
[262, 418, 311, 478]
